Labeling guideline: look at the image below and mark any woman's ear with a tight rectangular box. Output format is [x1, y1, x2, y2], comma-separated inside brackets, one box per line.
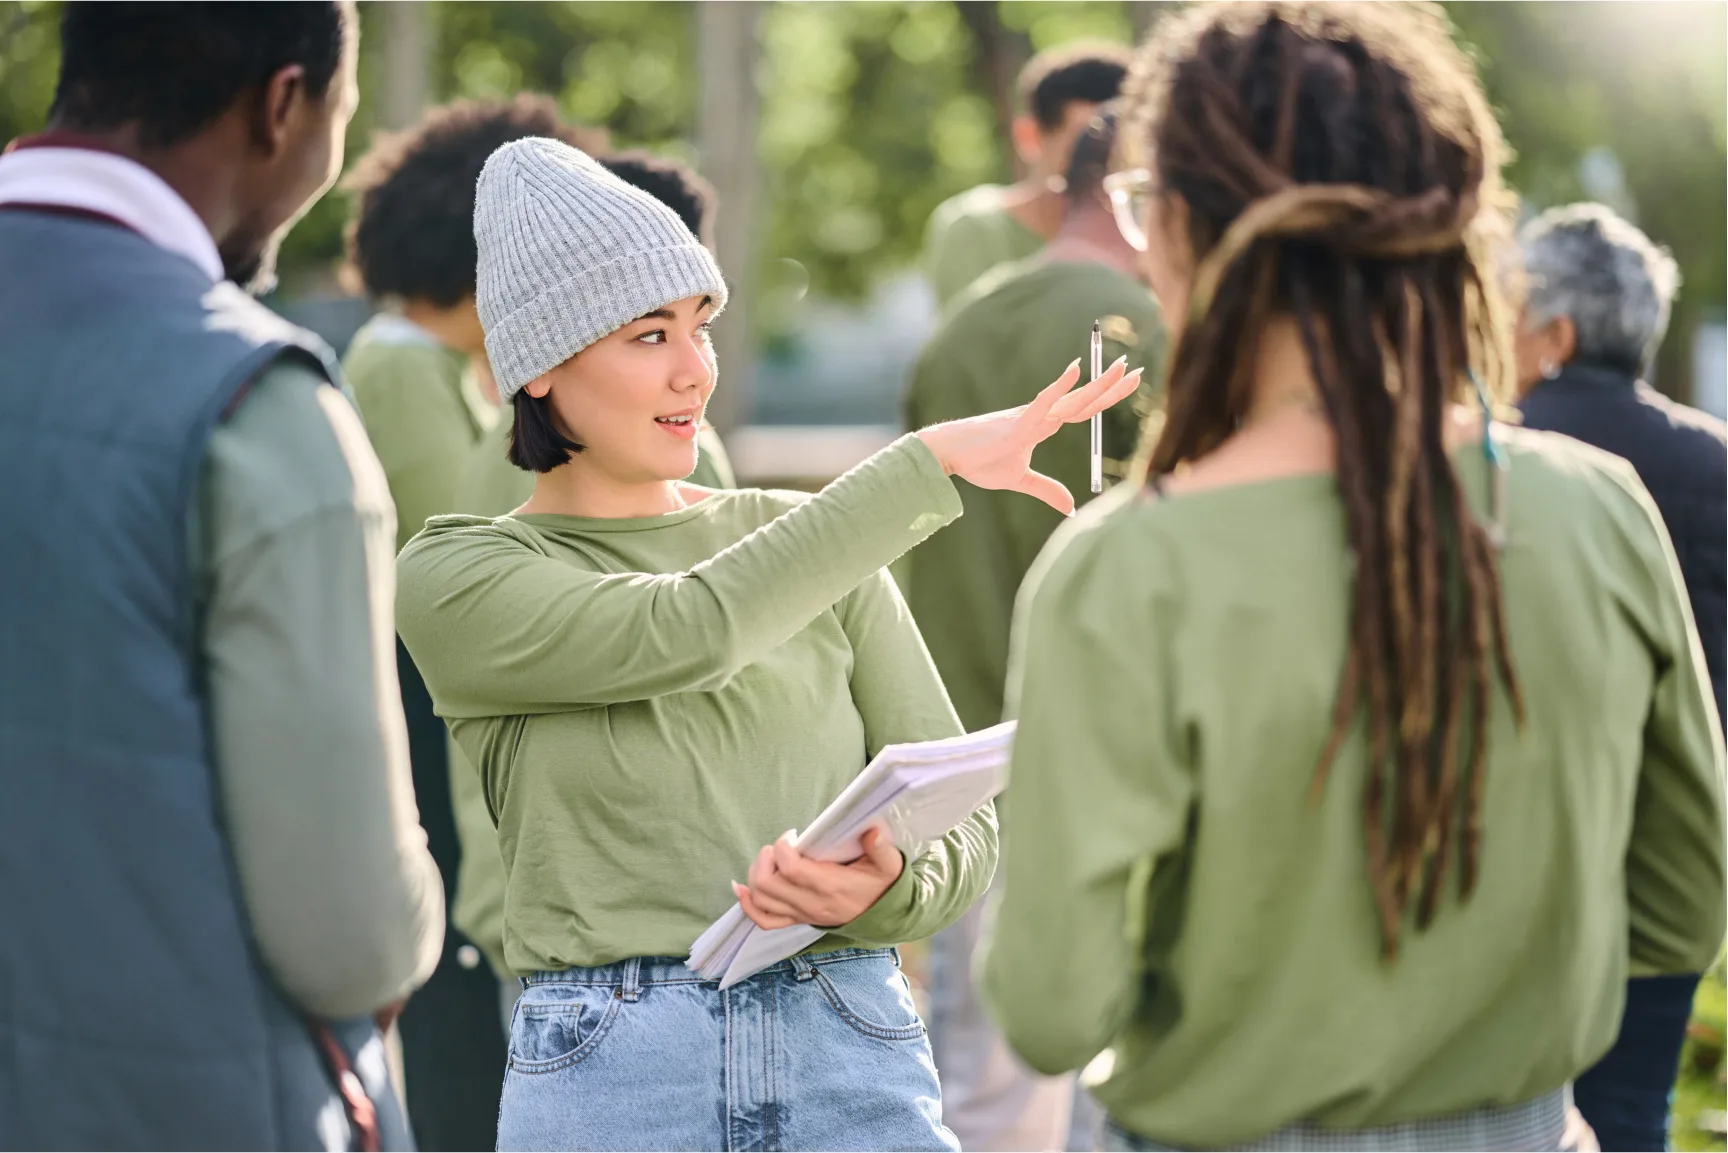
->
[524, 373, 554, 400]
[1550, 314, 1578, 364]
[1011, 115, 1044, 169]
[1157, 192, 1194, 276]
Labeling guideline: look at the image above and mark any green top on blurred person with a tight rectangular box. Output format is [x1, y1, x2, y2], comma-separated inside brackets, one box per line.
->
[922, 41, 1132, 308]
[980, 3, 1725, 1149]
[906, 104, 1162, 734]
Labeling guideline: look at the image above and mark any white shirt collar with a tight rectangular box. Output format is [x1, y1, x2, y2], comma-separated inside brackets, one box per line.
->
[0, 146, 224, 282]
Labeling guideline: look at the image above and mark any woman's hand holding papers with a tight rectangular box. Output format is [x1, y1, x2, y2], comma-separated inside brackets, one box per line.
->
[733, 826, 905, 931]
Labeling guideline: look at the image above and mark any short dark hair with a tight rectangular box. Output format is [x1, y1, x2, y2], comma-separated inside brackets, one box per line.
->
[599, 151, 717, 247]
[1017, 42, 1133, 131]
[507, 390, 584, 474]
[1064, 104, 1119, 207]
[53, 2, 353, 149]
[345, 96, 607, 306]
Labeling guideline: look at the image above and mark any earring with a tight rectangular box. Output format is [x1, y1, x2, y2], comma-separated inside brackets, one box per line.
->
[1540, 360, 1561, 380]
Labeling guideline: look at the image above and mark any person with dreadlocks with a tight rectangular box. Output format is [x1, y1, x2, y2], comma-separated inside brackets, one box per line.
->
[980, 4, 1726, 1151]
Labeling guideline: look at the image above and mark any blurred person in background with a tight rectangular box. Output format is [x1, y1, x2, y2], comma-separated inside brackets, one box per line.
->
[922, 42, 1132, 310]
[395, 136, 1142, 1151]
[904, 105, 1161, 1153]
[445, 146, 740, 1037]
[0, 3, 443, 1147]
[344, 95, 607, 553]
[342, 93, 605, 1152]
[983, 4, 1725, 1151]
[1515, 204, 1725, 723]
[1513, 201, 1728, 1153]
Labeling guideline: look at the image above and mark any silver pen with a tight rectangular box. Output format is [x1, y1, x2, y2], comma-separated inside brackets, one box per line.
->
[1089, 320, 1104, 494]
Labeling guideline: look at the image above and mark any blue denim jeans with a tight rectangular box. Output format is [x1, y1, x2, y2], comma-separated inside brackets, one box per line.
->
[1573, 973, 1702, 1152]
[497, 948, 959, 1152]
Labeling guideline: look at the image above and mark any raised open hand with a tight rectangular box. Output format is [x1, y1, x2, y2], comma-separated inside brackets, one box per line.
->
[915, 356, 1144, 514]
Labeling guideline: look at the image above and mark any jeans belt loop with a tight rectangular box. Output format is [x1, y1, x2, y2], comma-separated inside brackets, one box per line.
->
[620, 957, 643, 1002]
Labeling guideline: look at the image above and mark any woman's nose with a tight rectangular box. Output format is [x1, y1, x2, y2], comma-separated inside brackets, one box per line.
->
[673, 335, 717, 390]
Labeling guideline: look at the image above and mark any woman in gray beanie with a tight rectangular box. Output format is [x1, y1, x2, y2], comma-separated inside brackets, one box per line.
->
[395, 137, 1142, 1151]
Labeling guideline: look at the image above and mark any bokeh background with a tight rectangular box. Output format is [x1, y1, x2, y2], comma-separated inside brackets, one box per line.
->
[0, 1, 1723, 1146]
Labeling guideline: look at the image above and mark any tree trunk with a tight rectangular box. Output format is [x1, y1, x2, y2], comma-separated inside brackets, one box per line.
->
[955, 2, 1031, 178]
[696, 0, 764, 434]
[377, 1, 433, 131]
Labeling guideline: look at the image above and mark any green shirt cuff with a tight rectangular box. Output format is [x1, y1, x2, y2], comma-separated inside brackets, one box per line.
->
[884, 433, 963, 533]
[835, 850, 919, 945]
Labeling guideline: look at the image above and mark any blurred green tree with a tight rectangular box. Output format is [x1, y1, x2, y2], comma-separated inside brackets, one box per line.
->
[1445, 1, 1726, 400]
[0, 0, 1722, 396]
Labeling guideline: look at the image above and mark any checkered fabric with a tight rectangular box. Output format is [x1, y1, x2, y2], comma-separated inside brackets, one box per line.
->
[1104, 1086, 1571, 1152]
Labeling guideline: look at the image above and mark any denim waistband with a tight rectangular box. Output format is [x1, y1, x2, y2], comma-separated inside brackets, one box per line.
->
[522, 947, 899, 998]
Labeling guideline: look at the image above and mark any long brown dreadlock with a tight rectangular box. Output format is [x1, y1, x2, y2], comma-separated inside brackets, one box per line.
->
[1121, 2, 1526, 960]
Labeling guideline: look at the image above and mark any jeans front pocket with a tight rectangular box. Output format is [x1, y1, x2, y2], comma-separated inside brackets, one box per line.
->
[508, 981, 623, 1074]
[810, 954, 929, 1042]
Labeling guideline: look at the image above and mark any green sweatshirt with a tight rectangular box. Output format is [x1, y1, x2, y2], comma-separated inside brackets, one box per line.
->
[904, 258, 1162, 732]
[344, 314, 496, 552]
[982, 427, 1727, 1147]
[923, 185, 1044, 309]
[446, 411, 741, 977]
[197, 361, 445, 1018]
[399, 436, 996, 974]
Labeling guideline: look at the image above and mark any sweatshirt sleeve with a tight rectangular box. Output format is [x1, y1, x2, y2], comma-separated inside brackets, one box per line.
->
[830, 569, 998, 946]
[397, 434, 963, 717]
[345, 339, 477, 553]
[200, 361, 445, 1020]
[1604, 464, 1728, 976]
[981, 496, 1193, 1075]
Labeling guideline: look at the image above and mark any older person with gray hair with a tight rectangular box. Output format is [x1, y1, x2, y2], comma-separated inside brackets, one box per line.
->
[1516, 202, 1726, 1153]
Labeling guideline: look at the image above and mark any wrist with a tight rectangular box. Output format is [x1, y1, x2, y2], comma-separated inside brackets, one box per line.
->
[913, 427, 957, 475]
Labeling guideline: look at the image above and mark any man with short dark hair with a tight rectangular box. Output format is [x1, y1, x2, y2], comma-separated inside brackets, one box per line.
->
[0, 4, 442, 1147]
[906, 107, 1161, 1152]
[922, 41, 1133, 308]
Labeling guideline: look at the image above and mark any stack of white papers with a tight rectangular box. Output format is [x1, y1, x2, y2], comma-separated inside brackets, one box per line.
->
[687, 721, 1015, 989]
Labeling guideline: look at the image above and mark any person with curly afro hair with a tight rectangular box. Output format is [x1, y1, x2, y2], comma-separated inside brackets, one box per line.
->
[343, 94, 607, 552]
[339, 93, 606, 1153]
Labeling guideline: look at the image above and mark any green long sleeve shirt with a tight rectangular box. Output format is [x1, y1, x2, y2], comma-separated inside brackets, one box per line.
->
[923, 185, 1044, 309]
[196, 361, 446, 1018]
[445, 411, 741, 977]
[344, 314, 496, 552]
[904, 258, 1163, 732]
[982, 426, 1726, 1147]
[398, 435, 996, 974]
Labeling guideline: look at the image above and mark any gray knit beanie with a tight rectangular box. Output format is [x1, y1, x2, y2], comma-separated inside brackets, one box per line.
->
[474, 137, 729, 401]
